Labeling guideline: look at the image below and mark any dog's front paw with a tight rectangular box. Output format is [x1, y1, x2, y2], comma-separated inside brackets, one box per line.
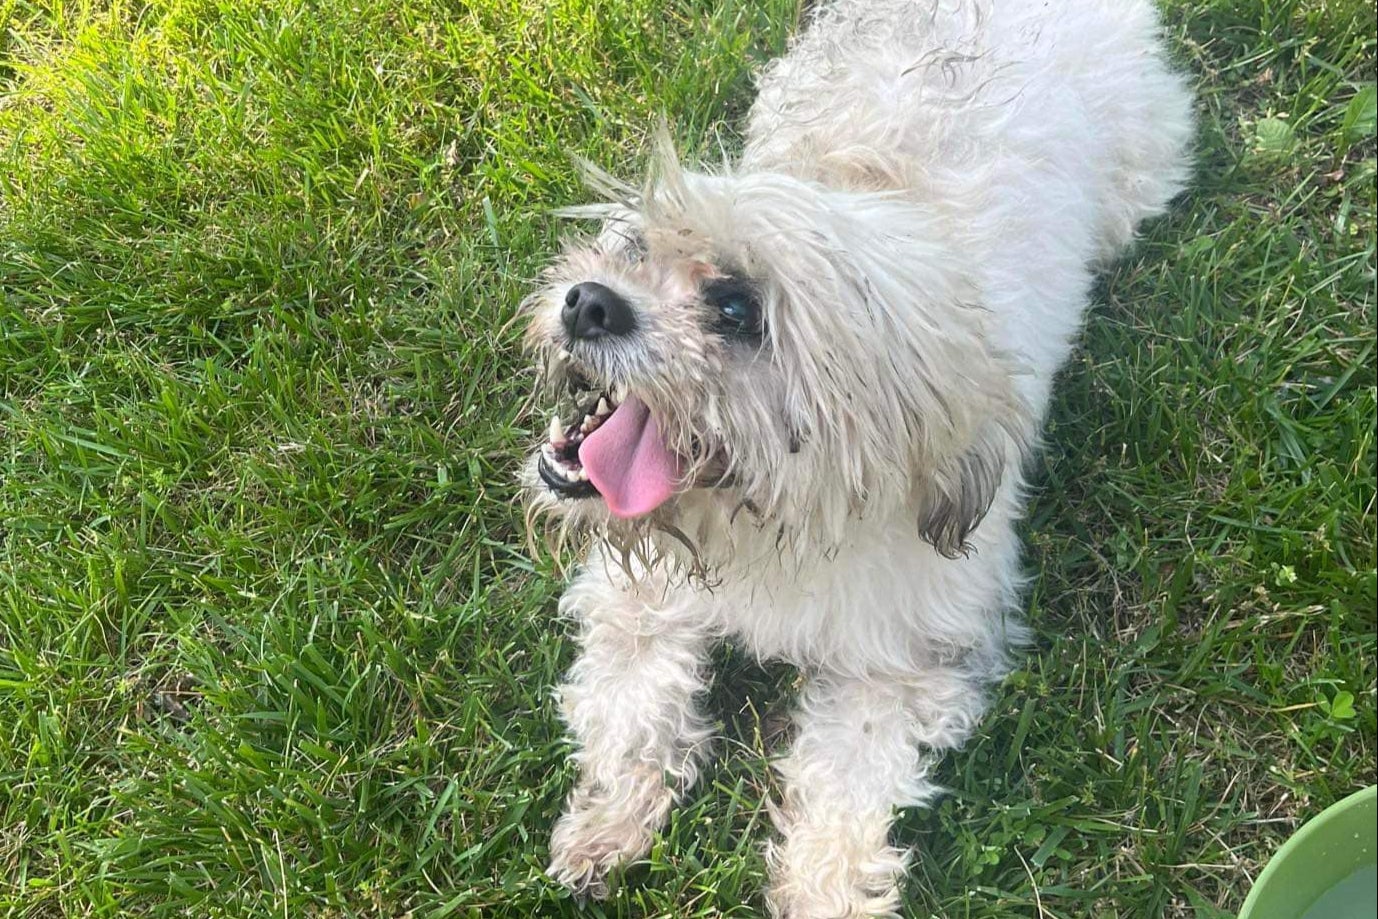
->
[546, 778, 674, 898]
[764, 817, 907, 919]
[547, 811, 640, 899]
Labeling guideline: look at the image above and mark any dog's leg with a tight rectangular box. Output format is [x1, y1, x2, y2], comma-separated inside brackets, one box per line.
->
[766, 667, 988, 919]
[547, 566, 715, 897]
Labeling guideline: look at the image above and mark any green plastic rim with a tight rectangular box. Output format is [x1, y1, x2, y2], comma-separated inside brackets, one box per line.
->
[1238, 785, 1377, 919]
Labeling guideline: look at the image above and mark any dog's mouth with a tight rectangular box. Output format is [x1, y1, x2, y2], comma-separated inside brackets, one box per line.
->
[537, 391, 616, 500]
[537, 376, 686, 518]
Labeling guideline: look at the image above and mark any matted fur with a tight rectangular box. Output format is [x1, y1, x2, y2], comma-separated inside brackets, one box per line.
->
[520, 1, 1192, 915]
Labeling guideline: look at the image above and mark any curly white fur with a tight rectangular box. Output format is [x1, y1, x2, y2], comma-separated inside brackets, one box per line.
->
[522, 1, 1192, 915]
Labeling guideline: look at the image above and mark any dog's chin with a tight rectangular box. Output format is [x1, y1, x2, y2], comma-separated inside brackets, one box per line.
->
[523, 451, 690, 549]
[528, 450, 611, 514]
[523, 450, 615, 523]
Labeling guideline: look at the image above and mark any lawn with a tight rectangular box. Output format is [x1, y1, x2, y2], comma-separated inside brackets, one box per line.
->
[0, 0, 1373, 916]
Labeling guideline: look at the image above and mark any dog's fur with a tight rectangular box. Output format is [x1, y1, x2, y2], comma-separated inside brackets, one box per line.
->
[520, 1, 1192, 915]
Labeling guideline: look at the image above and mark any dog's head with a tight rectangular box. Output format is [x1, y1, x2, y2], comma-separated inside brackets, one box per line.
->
[522, 142, 1027, 562]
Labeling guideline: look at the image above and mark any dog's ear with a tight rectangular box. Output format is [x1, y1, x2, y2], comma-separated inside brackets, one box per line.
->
[916, 427, 1013, 559]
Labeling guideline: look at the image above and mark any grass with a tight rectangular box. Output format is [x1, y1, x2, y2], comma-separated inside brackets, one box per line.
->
[0, 0, 1373, 915]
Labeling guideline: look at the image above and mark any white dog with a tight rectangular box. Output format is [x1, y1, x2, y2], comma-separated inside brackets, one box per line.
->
[521, 1, 1192, 915]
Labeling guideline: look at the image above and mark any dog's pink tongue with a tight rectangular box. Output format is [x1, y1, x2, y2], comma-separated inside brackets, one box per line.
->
[580, 395, 682, 518]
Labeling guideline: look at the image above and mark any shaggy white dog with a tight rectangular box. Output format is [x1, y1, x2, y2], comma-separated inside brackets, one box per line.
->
[521, 1, 1192, 915]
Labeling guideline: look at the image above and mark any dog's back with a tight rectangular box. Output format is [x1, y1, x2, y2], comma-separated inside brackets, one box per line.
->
[745, 0, 1193, 259]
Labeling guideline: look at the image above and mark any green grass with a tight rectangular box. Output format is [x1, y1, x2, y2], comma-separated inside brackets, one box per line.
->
[0, 0, 1373, 915]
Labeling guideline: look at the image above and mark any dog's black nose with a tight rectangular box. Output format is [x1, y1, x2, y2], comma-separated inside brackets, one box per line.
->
[562, 282, 636, 341]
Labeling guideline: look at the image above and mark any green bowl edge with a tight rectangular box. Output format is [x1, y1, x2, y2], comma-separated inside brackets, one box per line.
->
[1238, 785, 1377, 919]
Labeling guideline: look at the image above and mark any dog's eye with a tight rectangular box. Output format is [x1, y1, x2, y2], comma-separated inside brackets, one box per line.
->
[621, 230, 647, 264]
[704, 279, 763, 339]
[719, 296, 753, 326]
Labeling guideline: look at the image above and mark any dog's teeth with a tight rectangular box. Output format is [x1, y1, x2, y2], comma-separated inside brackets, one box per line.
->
[580, 415, 597, 434]
[548, 415, 565, 444]
[596, 397, 611, 417]
[575, 468, 588, 481]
